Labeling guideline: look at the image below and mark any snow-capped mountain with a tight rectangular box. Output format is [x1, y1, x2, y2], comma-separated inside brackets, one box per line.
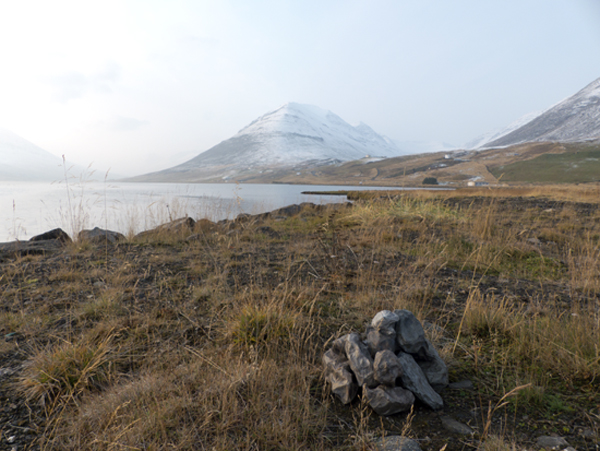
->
[0, 127, 68, 181]
[465, 110, 543, 149]
[0, 128, 104, 181]
[135, 102, 409, 181]
[472, 76, 600, 148]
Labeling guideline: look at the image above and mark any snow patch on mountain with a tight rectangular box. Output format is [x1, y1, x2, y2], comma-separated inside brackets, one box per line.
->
[153, 102, 412, 180]
[476, 76, 600, 148]
[226, 102, 406, 165]
[465, 110, 543, 149]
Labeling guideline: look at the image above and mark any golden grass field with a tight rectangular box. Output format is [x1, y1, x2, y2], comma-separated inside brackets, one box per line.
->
[1, 183, 599, 450]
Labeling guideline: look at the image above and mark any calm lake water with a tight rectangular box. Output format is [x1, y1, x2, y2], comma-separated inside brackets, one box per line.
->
[0, 181, 410, 242]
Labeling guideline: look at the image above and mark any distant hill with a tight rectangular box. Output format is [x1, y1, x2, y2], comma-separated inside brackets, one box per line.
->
[471, 76, 600, 148]
[129, 102, 410, 182]
[0, 128, 91, 182]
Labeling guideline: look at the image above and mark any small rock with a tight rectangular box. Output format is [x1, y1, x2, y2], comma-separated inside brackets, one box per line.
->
[344, 333, 376, 387]
[373, 435, 422, 451]
[536, 436, 570, 450]
[394, 310, 427, 355]
[79, 227, 125, 244]
[136, 217, 196, 239]
[366, 310, 399, 355]
[322, 349, 358, 404]
[415, 340, 448, 391]
[448, 380, 474, 390]
[30, 228, 72, 243]
[363, 385, 415, 416]
[440, 416, 474, 435]
[374, 350, 403, 386]
[397, 352, 443, 410]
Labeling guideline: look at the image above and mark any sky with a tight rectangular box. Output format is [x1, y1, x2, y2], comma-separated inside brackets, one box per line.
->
[1, 0, 600, 176]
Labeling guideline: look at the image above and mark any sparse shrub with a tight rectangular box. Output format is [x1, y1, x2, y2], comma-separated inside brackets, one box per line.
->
[229, 302, 297, 347]
[21, 333, 117, 405]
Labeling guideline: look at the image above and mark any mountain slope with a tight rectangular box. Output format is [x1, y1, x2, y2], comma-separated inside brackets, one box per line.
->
[0, 128, 107, 181]
[465, 110, 543, 149]
[482, 77, 600, 148]
[131, 103, 407, 182]
[0, 128, 68, 181]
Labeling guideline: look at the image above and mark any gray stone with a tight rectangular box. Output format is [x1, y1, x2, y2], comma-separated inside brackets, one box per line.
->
[373, 436, 422, 451]
[79, 227, 125, 244]
[440, 416, 474, 435]
[0, 239, 65, 259]
[331, 334, 351, 354]
[136, 217, 196, 238]
[363, 385, 415, 416]
[374, 350, 403, 386]
[366, 310, 399, 355]
[30, 228, 72, 243]
[536, 436, 570, 450]
[394, 310, 427, 355]
[397, 352, 443, 410]
[416, 340, 449, 391]
[322, 349, 357, 404]
[344, 333, 376, 387]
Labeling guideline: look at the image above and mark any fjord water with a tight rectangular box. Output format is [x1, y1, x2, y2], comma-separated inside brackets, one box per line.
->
[0, 181, 396, 242]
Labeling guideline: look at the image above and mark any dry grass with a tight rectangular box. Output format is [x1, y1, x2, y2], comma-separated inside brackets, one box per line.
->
[1, 190, 599, 450]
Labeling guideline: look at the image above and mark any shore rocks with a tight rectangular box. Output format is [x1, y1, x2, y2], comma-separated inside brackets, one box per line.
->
[30, 228, 72, 243]
[323, 309, 448, 416]
[136, 217, 196, 239]
[79, 227, 125, 244]
[0, 227, 71, 260]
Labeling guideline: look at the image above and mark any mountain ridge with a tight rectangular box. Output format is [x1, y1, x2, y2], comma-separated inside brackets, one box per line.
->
[472, 77, 600, 148]
[131, 102, 409, 182]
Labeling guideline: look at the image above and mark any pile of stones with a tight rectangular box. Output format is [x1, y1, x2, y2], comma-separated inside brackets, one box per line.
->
[323, 309, 448, 416]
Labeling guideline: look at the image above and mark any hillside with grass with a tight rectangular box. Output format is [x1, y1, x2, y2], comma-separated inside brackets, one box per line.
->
[133, 140, 599, 187]
[1, 185, 599, 450]
[489, 143, 600, 183]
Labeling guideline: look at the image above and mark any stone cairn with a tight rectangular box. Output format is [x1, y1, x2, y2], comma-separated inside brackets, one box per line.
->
[323, 309, 448, 416]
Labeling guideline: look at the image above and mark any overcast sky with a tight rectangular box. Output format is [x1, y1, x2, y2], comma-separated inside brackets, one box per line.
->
[1, 0, 599, 176]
